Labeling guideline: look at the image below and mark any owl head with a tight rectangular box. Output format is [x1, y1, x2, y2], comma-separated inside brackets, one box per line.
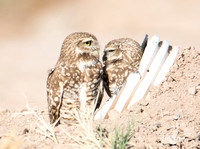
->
[103, 38, 140, 64]
[60, 32, 100, 61]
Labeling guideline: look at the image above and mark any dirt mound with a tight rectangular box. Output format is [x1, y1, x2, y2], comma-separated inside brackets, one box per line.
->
[115, 46, 200, 148]
[0, 47, 200, 148]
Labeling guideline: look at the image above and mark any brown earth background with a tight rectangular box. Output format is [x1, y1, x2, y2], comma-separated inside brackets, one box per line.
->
[0, 0, 200, 148]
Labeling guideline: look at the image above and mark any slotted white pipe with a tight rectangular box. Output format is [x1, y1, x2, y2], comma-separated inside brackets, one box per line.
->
[94, 36, 178, 120]
[94, 94, 117, 120]
[114, 35, 160, 112]
[95, 35, 161, 118]
[138, 35, 160, 76]
[153, 46, 179, 86]
[128, 40, 170, 108]
[114, 73, 141, 112]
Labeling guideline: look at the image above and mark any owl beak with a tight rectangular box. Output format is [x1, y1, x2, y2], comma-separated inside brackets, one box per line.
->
[91, 41, 100, 58]
[102, 52, 107, 61]
[92, 47, 100, 58]
[94, 41, 100, 51]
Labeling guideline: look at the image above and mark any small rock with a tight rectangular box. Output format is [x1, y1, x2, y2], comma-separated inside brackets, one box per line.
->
[150, 113, 155, 119]
[171, 130, 178, 139]
[162, 115, 173, 122]
[156, 139, 161, 143]
[138, 108, 144, 113]
[134, 126, 140, 132]
[165, 72, 171, 77]
[188, 87, 197, 95]
[196, 84, 200, 90]
[161, 135, 177, 145]
[177, 136, 185, 141]
[170, 66, 177, 73]
[23, 128, 29, 134]
[21, 108, 28, 113]
[156, 122, 161, 128]
[166, 126, 175, 131]
[170, 146, 179, 149]
[167, 76, 175, 82]
[178, 122, 186, 130]
[152, 126, 157, 131]
[197, 135, 200, 141]
[173, 113, 180, 120]
[2, 109, 10, 114]
[152, 122, 161, 131]
[183, 127, 197, 139]
[140, 101, 149, 106]
[161, 111, 170, 117]
[106, 109, 120, 120]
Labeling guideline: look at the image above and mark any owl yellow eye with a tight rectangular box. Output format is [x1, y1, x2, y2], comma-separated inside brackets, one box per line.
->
[84, 41, 92, 46]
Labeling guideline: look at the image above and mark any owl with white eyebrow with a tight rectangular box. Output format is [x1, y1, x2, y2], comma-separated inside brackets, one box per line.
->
[47, 32, 103, 125]
[103, 38, 146, 97]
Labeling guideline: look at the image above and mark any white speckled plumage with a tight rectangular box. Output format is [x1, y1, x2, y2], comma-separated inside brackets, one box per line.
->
[47, 32, 103, 125]
[103, 38, 143, 97]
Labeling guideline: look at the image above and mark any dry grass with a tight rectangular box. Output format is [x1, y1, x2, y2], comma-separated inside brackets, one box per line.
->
[64, 109, 102, 149]
[26, 104, 101, 148]
[26, 104, 58, 144]
[25, 104, 135, 149]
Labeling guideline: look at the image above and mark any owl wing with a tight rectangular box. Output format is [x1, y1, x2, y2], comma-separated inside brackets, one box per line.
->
[102, 65, 112, 97]
[47, 67, 64, 125]
[94, 70, 104, 110]
[84, 61, 104, 112]
[47, 65, 82, 124]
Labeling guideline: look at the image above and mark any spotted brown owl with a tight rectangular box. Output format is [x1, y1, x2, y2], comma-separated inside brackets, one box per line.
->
[47, 32, 103, 125]
[103, 38, 145, 97]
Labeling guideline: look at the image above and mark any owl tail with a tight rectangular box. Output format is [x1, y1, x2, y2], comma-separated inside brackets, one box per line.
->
[141, 34, 148, 53]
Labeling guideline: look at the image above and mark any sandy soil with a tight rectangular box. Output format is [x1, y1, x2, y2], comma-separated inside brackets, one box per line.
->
[0, 0, 200, 148]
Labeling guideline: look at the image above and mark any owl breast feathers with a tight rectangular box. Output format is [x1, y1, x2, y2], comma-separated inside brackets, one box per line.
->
[47, 32, 103, 125]
[103, 38, 144, 97]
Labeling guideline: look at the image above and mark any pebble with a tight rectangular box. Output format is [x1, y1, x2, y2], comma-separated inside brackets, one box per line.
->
[173, 113, 180, 120]
[196, 84, 200, 90]
[23, 128, 29, 134]
[156, 139, 161, 143]
[183, 127, 197, 139]
[170, 66, 178, 73]
[161, 135, 177, 145]
[161, 111, 170, 117]
[138, 108, 144, 113]
[166, 126, 175, 131]
[106, 109, 120, 120]
[188, 87, 197, 95]
[171, 130, 178, 139]
[140, 101, 149, 107]
[167, 76, 175, 82]
[152, 122, 161, 131]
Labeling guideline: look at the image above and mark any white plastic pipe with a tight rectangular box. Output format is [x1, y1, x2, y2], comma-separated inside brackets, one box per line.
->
[114, 73, 141, 112]
[94, 36, 179, 120]
[128, 40, 170, 108]
[114, 35, 160, 112]
[138, 35, 160, 76]
[94, 94, 117, 120]
[153, 46, 179, 86]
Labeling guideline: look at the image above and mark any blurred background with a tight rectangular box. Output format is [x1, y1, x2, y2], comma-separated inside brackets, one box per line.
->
[0, 0, 199, 110]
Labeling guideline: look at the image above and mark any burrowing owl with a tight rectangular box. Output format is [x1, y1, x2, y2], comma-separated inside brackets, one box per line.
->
[103, 38, 145, 97]
[47, 32, 103, 125]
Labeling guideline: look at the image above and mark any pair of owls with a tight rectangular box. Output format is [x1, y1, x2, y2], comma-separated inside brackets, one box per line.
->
[47, 32, 145, 125]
